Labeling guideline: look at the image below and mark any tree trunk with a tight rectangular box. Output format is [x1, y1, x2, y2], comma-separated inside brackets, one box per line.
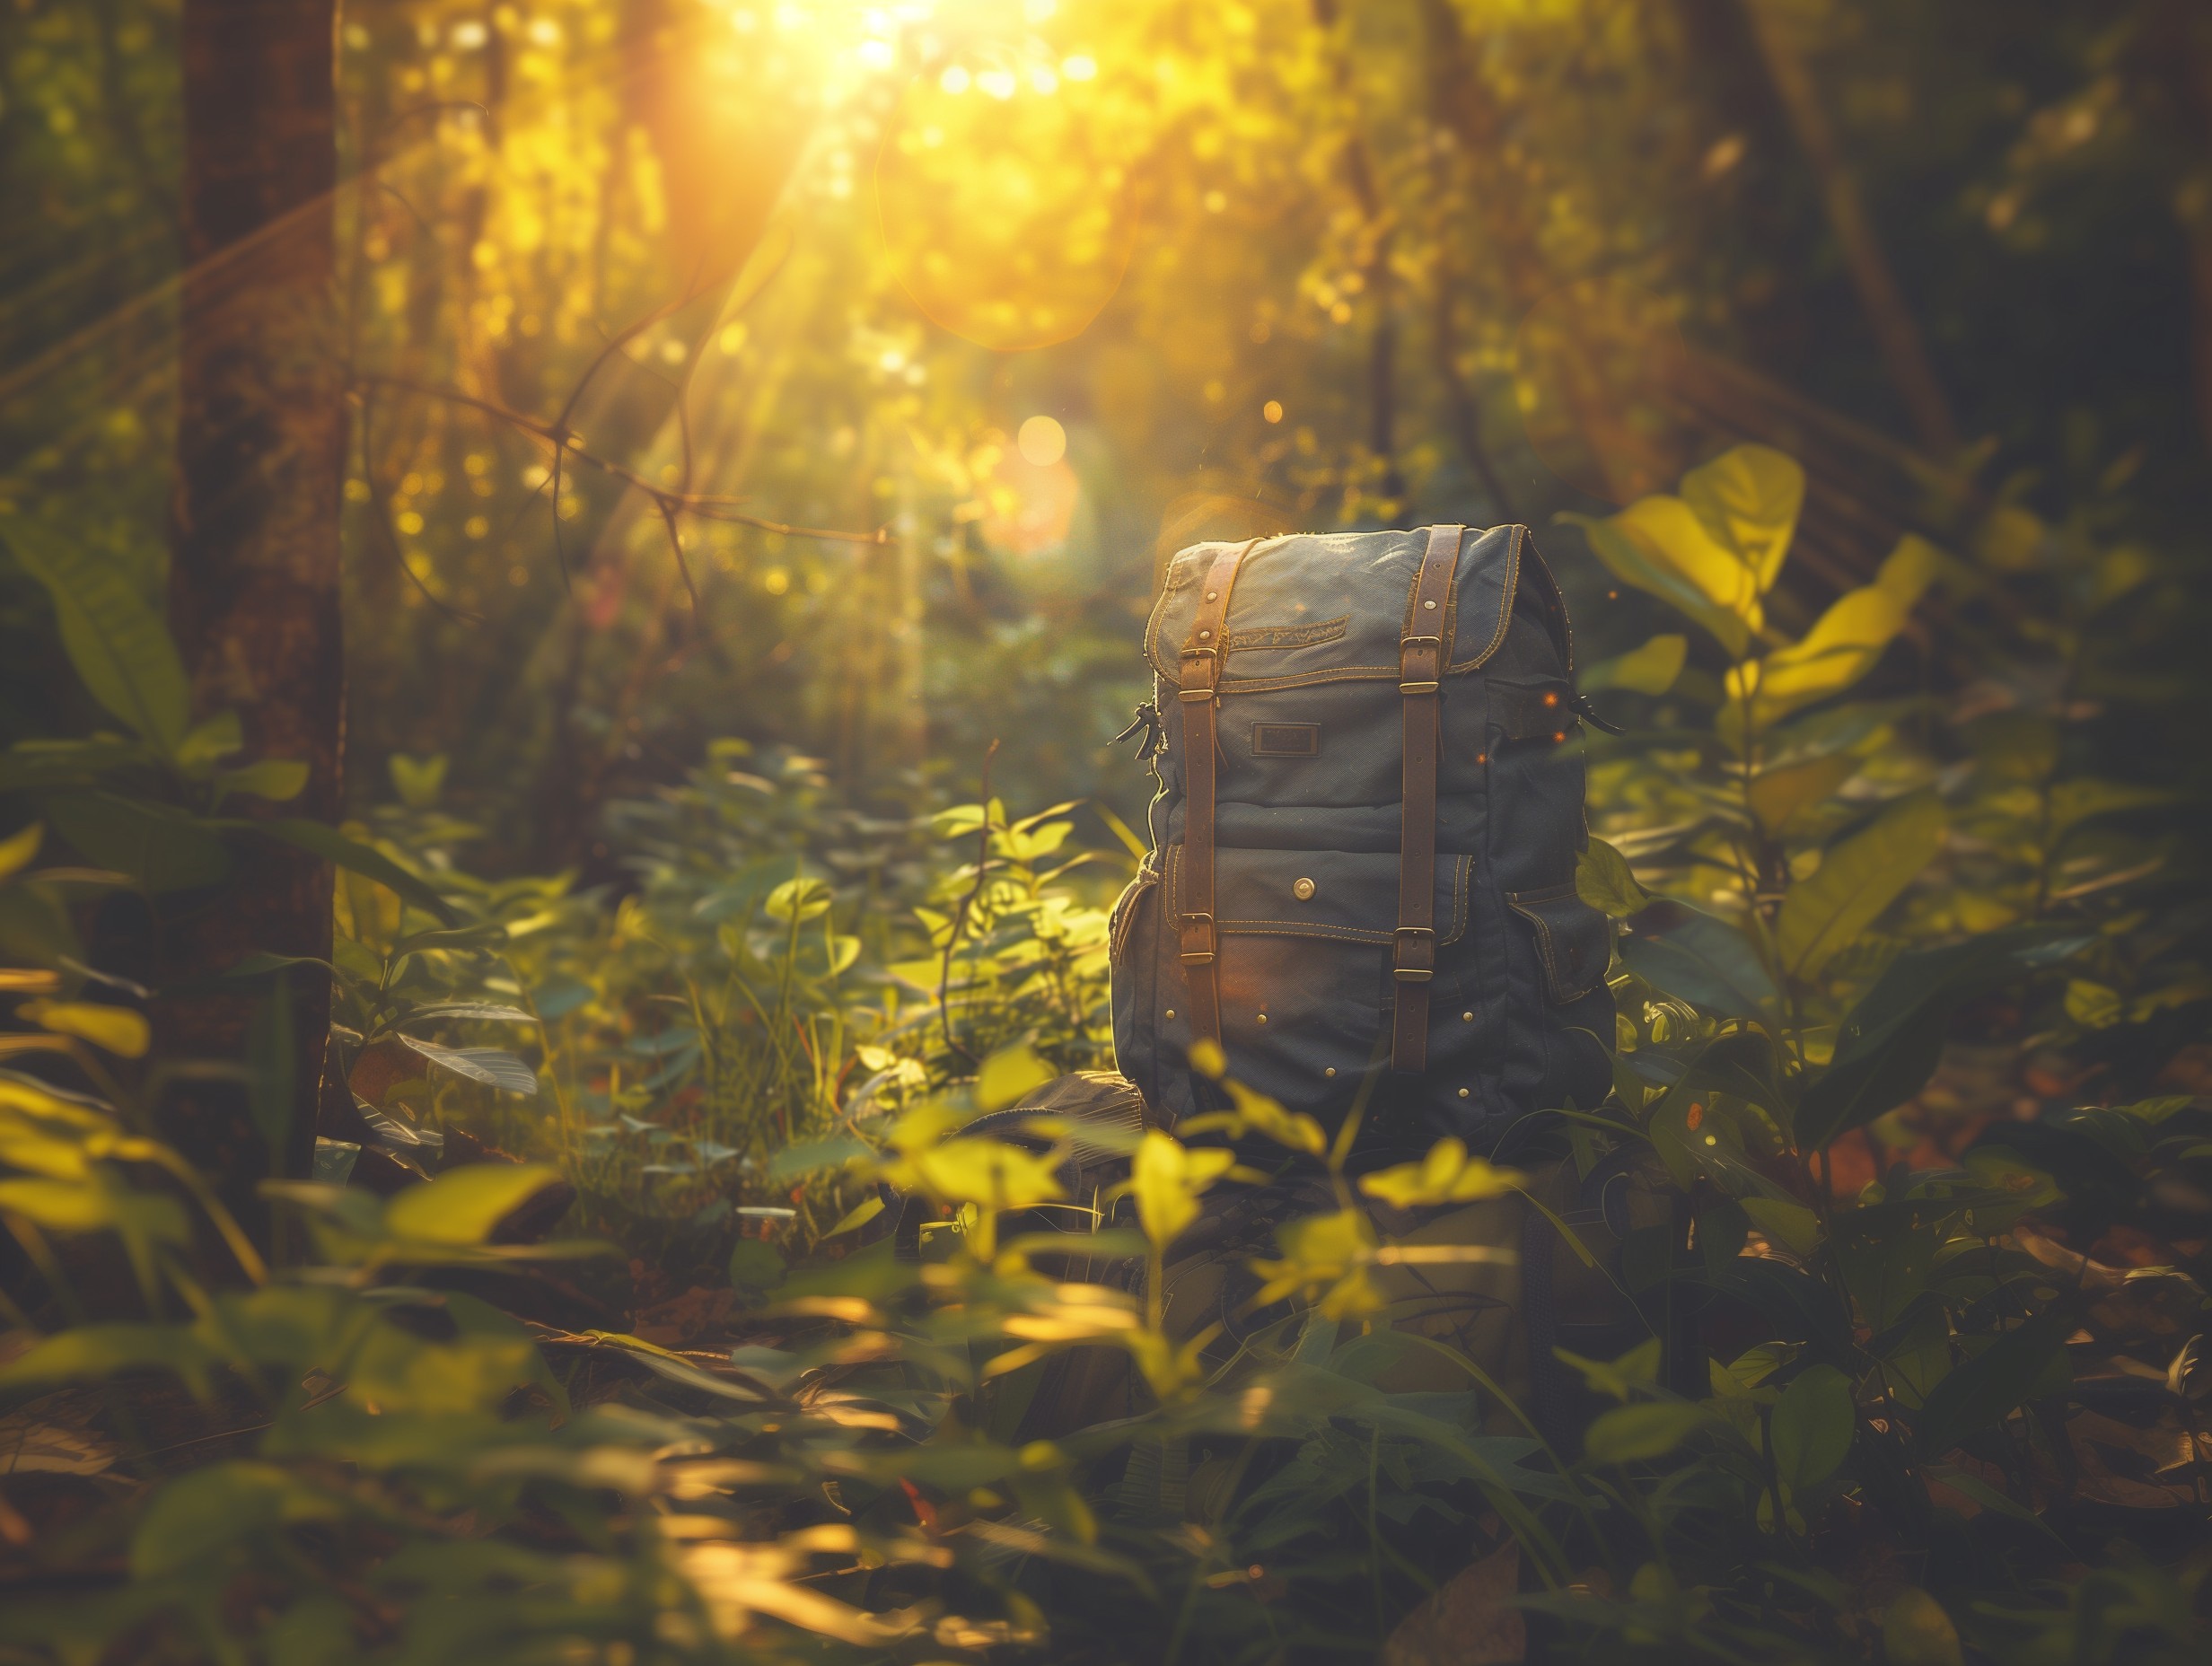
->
[163, 0, 344, 1226]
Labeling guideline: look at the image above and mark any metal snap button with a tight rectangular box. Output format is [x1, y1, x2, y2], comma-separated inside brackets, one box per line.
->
[1164, 1008, 1176, 1021]
[1458, 1087, 1470, 1099]
[1292, 876, 1316, 900]
[1255, 1013, 1268, 1025]
[1324, 1066, 1337, 1079]
[1423, 598, 1437, 609]
[1461, 1010, 1473, 1022]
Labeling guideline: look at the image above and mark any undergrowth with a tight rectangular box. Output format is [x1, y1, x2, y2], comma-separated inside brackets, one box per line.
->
[0, 448, 2207, 1663]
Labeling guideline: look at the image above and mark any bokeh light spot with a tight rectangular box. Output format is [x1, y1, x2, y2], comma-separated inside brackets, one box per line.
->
[1262, 399, 1283, 424]
[1018, 415, 1067, 466]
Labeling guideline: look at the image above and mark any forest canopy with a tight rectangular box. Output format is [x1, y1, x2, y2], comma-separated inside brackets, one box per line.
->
[0, 2, 2208, 1662]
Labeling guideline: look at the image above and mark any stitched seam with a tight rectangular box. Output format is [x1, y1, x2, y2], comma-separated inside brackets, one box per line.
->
[1446, 523, 1522, 675]
[1110, 869, 1158, 965]
[1230, 616, 1350, 651]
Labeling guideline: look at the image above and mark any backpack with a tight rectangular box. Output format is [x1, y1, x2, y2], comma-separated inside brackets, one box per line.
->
[1108, 523, 1616, 1152]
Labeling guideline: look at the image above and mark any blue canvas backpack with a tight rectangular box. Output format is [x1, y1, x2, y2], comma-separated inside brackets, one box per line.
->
[1108, 523, 1616, 1154]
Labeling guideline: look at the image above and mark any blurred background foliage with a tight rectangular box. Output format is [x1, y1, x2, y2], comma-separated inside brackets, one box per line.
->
[6, 0, 2208, 862]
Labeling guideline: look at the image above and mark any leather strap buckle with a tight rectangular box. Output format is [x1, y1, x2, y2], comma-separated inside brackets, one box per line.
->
[1178, 914, 1216, 965]
[1399, 680, 1440, 695]
[1177, 687, 1216, 704]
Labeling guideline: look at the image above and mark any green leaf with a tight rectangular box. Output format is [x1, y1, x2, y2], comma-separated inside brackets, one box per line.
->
[1, 516, 190, 757]
[215, 759, 310, 802]
[1745, 753, 1854, 838]
[0, 1322, 222, 1399]
[763, 875, 833, 924]
[395, 1034, 539, 1096]
[1576, 837, 1650, 918]
[40, 790, 232, 894]
[767, 1136, 876, 1181]
[1911, 1306, 2076, 1459]
[1883, 1589, 1963, 1666]
[1775, 791, 1945, 985]
[382, 1162, 568, 1247]
[389, 752, 448, 810]
[1582, 1401, 1715, 1464]
[1769, 1363, 1854, 1489]
[250, 820, 460, 925]
[1619, 904, 1778, 1019]
[1742, 1197, 1821, 1257]
[727, 1239, 786, 1293]
[1582, 634, 1687, 697]
[1680, 443, 1804, 594]
[132, 1462, 343, 1577]
[1795, 925, 2079, 1150]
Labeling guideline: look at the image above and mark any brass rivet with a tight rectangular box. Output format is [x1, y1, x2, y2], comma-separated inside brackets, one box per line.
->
[1198, 629, 1211, 640]
[1423, 598, 1437, 609]
[1458, 1088, 1470, 1099]
[1324, 1066, 1338, 1079]
[1256, 1013, 1268, 1024]
[1205, 590, 1218, 601]
[1164, 1008, 1176, 1020]
[1292, 876, 1316, 901]
[1461, 1011, 1473, 1022]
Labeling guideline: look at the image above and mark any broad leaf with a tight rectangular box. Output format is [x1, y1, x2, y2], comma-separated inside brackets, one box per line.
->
[1583, 1401, 1716, 1464]
[1729, 537, 1939, 732]
[1912, 1306, 2076, 1459]
[1770, 1363, 1855, 1489]
[396, 1034, 539, 1096]
[1795, 925, 2077, 1150]
[1576, 837, 1650, 918]
[1581, 634, 1687, 697]
[1680, 443, 1803, 594]
[975, 1041, 1054, 1112]
[1619, 902, 1778, 1018]
[1775, 790, 1945, 985]
[1745, 753, 1854, 838]
[1564, 504, 1758, 658]
[382, 1162, 568, 1246]
[2, 517, 190, 757]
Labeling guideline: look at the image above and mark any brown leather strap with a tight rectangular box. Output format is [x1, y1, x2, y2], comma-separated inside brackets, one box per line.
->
[1391, 525, 1464, 1073]
[1177, 540, 1259, 1058]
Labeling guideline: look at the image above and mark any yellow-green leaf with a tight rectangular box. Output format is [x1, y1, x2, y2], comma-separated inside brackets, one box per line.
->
[1746, 753, 1855, 838]
[1576, 837, 1650, 917]
[1728, 535, 1939, 732]
[914, 1136, 1064, 1211]
[1775, 792, 1946, 985]
[22, 999, 150, 1058]
[1883, 1589, 1963, 1666]
[1129, 1129, 1233, 1252]
[1680, 444, 1804, 595]
[0, 822, 42, 884]
[1581, 633, 1686, 697]
[383, 1162, 567, 1247]
[975, 1041, 1055, 1112]
[1357, 1137, 1525, 1208]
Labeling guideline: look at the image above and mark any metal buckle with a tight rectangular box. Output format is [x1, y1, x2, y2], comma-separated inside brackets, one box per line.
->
[1178, 914, 1216, 965]
[1392, 924, 1435, 979]
[1177, 687, 1217, 704]
[1392, 966, 1435, 983]
[1399, 680, 1440, 695]
[1399, 633, 1444, 647]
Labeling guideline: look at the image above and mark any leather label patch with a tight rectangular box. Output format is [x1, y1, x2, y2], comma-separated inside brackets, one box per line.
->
[1251, 722, 1321, 757]
[1229, 616, 1348, 652]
